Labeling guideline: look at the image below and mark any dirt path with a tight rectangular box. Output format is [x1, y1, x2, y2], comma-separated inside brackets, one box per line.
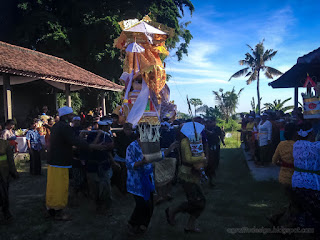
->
[0, 147, 310, 240]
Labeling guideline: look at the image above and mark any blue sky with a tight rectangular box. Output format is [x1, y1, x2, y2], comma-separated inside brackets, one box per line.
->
[165, 0, 320, 114]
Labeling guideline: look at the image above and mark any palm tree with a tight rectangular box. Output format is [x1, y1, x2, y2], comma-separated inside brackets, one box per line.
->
[176, 111, 191, 120]
[200, 106, 222, 119]
[213, 87, 243, 121]
[251, 97, 265, 113]
[229, 40, 282, 114]
[189, 98, 203, 116]
[196, 104, 208, 114]
[264, 98, 294, 113]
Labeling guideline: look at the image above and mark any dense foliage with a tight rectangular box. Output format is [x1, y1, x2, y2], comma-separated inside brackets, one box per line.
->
[176, 111, 191, 120]
[198, 106, 240, 132]
[57, 92, 82, 114]
[217, 118, 240, 132]
[251, 97, 263, 113]
[187, 88, 242, 132]
[212, 87, 243, 121]
[189, 98, 202, 116]
[264, 98, 294, 113]
[1, 0, 194, 111]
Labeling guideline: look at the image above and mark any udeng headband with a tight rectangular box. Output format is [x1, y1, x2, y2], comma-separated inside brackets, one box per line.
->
[297, 128, 313, 138]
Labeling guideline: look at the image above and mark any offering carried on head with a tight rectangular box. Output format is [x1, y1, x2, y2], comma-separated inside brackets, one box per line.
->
[181, 121, 206, 170]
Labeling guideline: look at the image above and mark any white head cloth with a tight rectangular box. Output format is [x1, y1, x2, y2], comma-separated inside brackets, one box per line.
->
[297, 128, 313, 138]
[58, 106, 73, 117]
[180, 122, 205, 140]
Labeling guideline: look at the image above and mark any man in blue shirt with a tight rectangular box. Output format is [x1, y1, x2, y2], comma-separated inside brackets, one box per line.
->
[26, 119, 42, 175]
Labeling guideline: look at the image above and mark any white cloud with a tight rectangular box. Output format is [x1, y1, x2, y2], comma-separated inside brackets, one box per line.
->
[276, 65, 292, 73]
[167, 40, 220, 69]
[167, 67, 231, 79]
[169, 78, 230, 85]
[164, 3, 315, 114]
[184, 41, 219, 68]
[258, 6, 296, 48]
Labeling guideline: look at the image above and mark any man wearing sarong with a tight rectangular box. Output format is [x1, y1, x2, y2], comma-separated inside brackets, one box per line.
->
[257, 113, 272, 167]
[246, 116, 255, 160]
[46, 106, 101, 220]
[165, 135, 207, 233]
[70, 116, 86, 204]
[86, 120, 116, 214]
[112, 123, 135, 194]
[154, 121, 177, 204]
[126, 133, 178, 235]
[0, 139, 18, 224]
[205, 117, 225, 187]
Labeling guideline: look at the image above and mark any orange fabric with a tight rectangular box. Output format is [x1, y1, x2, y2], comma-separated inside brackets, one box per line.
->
[272, 140, 295, 185]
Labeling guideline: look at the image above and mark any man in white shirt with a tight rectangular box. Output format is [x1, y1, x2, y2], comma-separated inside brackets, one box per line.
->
[257, 113, 272, 166]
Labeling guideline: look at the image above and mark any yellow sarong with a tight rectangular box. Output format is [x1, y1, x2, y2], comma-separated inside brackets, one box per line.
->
[46, 165, 69, 210]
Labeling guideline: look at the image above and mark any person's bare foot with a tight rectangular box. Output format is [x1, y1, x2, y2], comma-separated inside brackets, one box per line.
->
[166, 194, 174, 201]
[155, 196, 165, 205]
[54, 211, 72, 221]
[1, 211, 14, 224]
[54, 214, 72, 221]
[208, 178, 216, 188]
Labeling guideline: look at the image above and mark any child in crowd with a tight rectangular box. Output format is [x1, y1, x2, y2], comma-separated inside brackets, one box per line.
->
[26, 119, 43, 175]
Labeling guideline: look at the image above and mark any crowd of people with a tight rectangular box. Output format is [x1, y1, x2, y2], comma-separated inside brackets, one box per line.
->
[241, 107, 320, 232]
[240, 107, 304, 167]
[0, 105, 227, 235]
[2, 103, 319, 235]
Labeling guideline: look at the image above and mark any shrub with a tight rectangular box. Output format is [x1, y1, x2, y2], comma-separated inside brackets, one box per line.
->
[217, 118, 241, 132]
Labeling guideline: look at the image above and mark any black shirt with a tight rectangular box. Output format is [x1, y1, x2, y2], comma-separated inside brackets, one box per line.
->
[85, 132, 112, 172]
[114, 131, 135, 159]
[206, 126, 222, 147]
[160, 128, 176, 158]
[48, 121, 88, 166]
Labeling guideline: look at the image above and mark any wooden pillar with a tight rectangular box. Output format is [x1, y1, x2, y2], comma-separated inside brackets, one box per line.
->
[294, 87, 299, 109]
[101, 92, 106, 116]
[106, 91, 110, 114]
[54, 89, 59, 111]
[3, 74, 12, 121]
[65, 84, 71, 107]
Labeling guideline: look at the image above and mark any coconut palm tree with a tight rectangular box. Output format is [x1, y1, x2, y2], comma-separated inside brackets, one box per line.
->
[213, 87, 243, 121]
[251, 97, 265, 113]
[264, 98, 294, 113]
[200, 106, 222, 119]
[196, 104, 209, 114]
[189, 98, 203, 116]
[229, 40, 282, 114]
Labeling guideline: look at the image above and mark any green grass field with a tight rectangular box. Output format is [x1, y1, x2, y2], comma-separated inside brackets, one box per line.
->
[224, 131, 241, 149]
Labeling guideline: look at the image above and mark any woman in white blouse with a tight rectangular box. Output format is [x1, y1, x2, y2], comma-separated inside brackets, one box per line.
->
[292, 122, 320, 231]
[257, 113, 272, 166]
